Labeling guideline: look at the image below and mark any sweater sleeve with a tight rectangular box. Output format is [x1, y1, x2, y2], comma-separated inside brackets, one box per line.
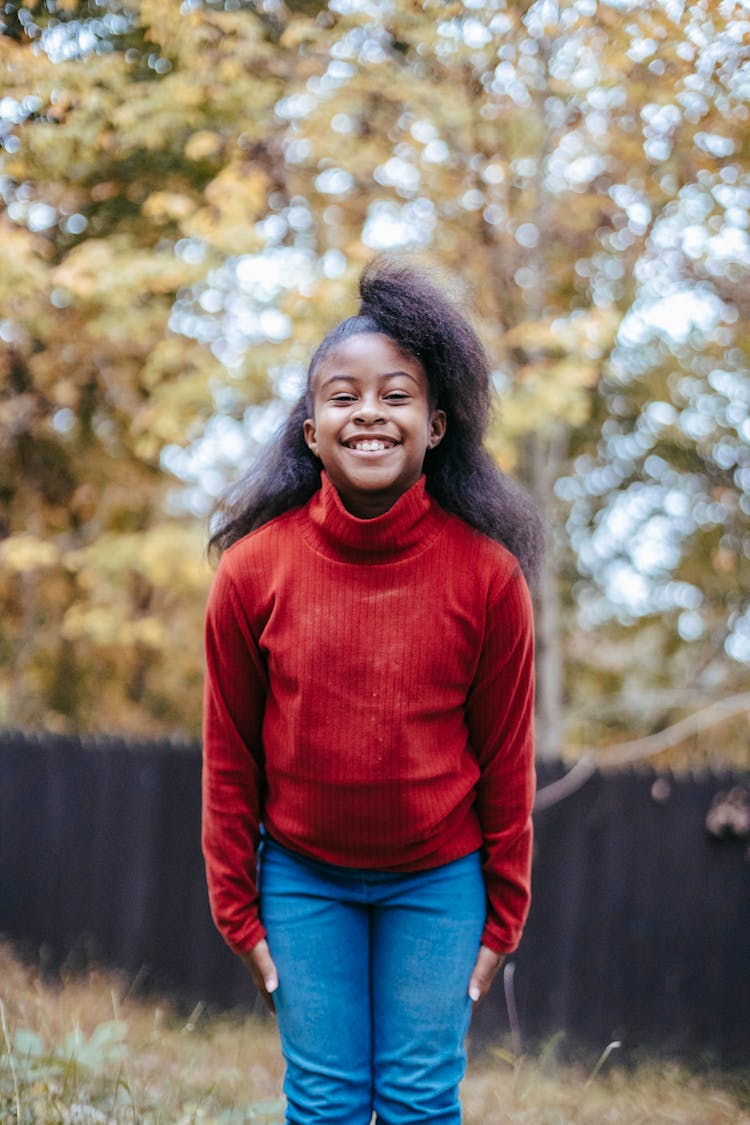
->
[202, 559, 268, 954]
[466, 568, 536, 954]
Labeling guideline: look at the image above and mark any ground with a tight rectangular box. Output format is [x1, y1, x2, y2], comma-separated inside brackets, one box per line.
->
[1, 944, 748, 1124]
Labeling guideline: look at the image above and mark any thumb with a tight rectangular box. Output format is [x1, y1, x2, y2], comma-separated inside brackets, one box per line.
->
[253, 940, 279, 992]
[468, 945, 504, 1004]
[241, 939, 279, 1011]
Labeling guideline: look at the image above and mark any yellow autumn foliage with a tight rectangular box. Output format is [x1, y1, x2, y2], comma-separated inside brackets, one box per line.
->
[1, 0, 747, 748]
[0, 535, 60, 573]
[52, 239, 199, 305]
[184, 131, 225, 162]
[142, 192, 199, 224]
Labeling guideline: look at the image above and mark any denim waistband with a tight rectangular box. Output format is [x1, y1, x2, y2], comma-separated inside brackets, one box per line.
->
[260, 830, 481, 885]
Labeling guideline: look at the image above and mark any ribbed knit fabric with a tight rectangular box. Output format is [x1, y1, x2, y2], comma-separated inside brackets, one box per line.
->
[202, 473, 536, 956]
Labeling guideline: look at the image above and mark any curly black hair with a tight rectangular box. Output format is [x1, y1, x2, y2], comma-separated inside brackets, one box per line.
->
[208, 257, 544, 583]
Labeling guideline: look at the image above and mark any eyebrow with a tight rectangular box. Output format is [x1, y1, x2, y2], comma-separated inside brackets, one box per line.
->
[319, 371, 422, 389]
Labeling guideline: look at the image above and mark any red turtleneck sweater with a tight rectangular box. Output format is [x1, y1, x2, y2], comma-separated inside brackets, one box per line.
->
[202, 474, 535, 955]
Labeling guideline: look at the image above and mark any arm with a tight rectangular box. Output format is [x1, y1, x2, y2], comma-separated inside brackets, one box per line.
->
[466, 568, 536, 964]
[202, 561, 270, 959]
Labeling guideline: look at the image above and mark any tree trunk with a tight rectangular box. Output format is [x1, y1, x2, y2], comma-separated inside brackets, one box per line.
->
[524, 426, 567, 760]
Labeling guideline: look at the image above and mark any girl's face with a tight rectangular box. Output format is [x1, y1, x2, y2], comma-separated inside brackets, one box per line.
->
[303, 332, 446, 518]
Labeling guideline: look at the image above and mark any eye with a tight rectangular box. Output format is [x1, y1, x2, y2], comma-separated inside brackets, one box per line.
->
[330, 392, 356, 403]
[384, 391, 410, 402]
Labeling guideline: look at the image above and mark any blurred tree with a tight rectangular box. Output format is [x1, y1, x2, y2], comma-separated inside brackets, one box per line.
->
[179, 0, 748, 757]
[1, 0, 748, 765]
[0, 0, 308, 732]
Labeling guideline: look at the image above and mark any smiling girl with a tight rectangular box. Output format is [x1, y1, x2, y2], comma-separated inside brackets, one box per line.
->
[202, 258, 543, 1124]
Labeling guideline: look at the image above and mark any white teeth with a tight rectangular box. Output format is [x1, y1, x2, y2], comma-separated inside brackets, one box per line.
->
[354, 440, 389, 451]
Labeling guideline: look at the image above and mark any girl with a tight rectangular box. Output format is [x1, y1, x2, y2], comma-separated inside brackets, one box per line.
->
[202, 258, 542, 1124]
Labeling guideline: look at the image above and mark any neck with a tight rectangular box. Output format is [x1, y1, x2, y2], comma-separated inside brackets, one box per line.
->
[302, 472, 448, 564]
[336, 489, 405, 520]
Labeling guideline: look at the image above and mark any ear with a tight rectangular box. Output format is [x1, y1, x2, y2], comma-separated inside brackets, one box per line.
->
[427, 409, 447, 450]
[303, 417, 319, 457]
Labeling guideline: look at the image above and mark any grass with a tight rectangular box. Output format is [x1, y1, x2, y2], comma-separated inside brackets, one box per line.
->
[1, 943, 748, 1124]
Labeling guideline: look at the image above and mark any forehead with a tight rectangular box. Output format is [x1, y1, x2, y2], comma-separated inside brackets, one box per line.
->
[312, 332, 427, 385]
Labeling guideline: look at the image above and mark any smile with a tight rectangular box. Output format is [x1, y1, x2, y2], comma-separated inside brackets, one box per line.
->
[344, 439, 397, 452]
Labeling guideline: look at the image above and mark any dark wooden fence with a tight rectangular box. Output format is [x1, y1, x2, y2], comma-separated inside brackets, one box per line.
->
[1, 730, 748, 1063]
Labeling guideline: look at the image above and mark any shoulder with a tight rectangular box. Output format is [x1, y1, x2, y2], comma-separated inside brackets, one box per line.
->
[219, 504, 307, 574]
[439, 509, 522, 586]
[436, 509, 533, 633]
[208, 505, 307, 619]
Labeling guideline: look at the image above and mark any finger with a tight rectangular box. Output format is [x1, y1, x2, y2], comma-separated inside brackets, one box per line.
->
[468, 945, 504, 1004]
[241, 940, 279, 1012]
[251, 939, 280, 992]
[247, 960, 277, 1013]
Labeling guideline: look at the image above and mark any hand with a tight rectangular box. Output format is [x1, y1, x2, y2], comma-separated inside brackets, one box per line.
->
[240, 938, 279, 1013]
[468, 944, 505, 1004]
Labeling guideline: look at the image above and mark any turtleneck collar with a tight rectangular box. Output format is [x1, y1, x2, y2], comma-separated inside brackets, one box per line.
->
[302, 472, 448, 564]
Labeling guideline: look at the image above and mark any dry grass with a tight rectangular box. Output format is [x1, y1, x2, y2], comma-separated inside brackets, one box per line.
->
[463, 1050, 750, 1125]
[1, 943, 748, 1124]
[0, 945, 283, 1123]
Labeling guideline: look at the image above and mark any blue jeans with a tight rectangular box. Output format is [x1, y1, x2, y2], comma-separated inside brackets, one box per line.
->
[258, 837, 486, 1124]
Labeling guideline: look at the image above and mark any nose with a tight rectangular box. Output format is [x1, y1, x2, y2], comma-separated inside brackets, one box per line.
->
[353, 394, 386, 425]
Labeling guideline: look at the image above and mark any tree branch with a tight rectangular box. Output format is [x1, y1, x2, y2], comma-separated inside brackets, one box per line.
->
[534, 692, 750, 812]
